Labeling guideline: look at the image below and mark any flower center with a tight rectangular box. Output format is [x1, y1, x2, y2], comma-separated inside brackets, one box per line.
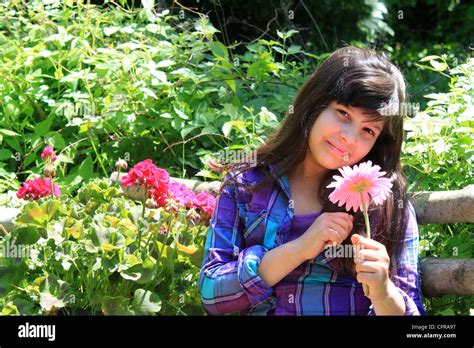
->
[348, 179, 372, 193]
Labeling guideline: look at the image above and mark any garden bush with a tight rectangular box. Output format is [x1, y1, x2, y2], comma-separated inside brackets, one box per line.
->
[402, 56, 474, 315]
[0, 0, 321, 196]
[0, 151, 215, 315]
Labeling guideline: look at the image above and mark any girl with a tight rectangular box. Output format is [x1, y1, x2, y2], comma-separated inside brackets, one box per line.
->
[198, 46, 426, 316]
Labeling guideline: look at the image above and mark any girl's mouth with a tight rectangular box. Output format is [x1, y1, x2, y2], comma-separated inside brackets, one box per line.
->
[327, 141, 348, 157]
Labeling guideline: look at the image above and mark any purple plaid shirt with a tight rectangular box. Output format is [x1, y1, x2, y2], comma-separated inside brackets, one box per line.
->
[198, 163, 426, 315]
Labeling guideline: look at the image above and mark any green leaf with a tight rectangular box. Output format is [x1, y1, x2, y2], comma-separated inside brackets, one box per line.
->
[10, 226, 41, 245]
[419, 55, 442, 62]
[4, 137, 22, 153]
[149, 69, 168, 83]
[222, 120, 246, 137]
[1, 303, 19, 315]
[272, 46, 287, 55]
[287, 45, 302, 54]
[171, 118, 184, 130]
[225, 78, 236, 93]
[0, 129, 20, 137]
[39, 292, 66, 312]
[131, 289, 162, 315]
[141, 87, 157, 99]
[34, 117, 54, 137]
[102, 296, 134, 315]
[174, 107, 189, 120]
[209, 41, 228, 59]
[78, 156, 94, 180]
[188, 240, 205, 268]
[16, 201, 63, 228]
[156, 241, 175, 278]
[181, 126, 197, 139]
[103, 26, 120, 36]
[430, 60, 448, 72]
[201, 126, 217, 134]
[0, 149, 13, 161]
[276, 29, 299, 41]
[155, 60, 175, 68]
[49, 133, 66, 149]
[119, 255, 153, 284]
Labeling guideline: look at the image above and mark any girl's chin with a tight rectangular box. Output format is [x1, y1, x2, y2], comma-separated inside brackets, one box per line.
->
[318, 153, 350, 170]
[316, 157, 341, 170]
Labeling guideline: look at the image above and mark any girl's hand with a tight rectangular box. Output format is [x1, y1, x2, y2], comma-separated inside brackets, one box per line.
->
[351, 234, 391, 301]
[297, 212, 354, 261]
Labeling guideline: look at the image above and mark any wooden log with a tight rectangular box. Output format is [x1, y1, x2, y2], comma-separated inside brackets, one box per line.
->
[112, 172, 474, 224]
[0, 207, 21, 235]
[3, 176, 473, 226]
[421, 257, 474, 297]
[411, 184, 474, 224]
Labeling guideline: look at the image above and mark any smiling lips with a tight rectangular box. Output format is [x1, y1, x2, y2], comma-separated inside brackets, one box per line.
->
[327, 141, 348, 156]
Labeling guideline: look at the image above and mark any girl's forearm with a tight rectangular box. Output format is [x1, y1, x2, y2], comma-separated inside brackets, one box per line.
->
[370, 280, 406, 315]
[257, 238, 323, 287]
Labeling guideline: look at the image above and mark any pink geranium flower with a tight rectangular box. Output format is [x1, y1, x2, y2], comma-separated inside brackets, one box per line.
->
[167, 181, 196, 209]
[326, 160, 392, 213]
[193, 191, 216, 219]
[41, 145, 57, 161]
[17, 177, 61, 201]
[121, 159, 170, 206]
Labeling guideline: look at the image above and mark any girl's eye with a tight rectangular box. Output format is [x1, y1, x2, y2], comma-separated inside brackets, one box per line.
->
[338, 109, 375, 137]
[364, 128, 375, 136]
[338, 110, 349, 118]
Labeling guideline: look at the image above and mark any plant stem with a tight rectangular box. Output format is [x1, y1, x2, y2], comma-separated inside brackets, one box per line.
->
[89, 133, 108, 177]
[115, 167, 121, 187]
[50, 177, 54, 199]
[138, 200, 146, 250]
[142, 220, 163, 259]
[360, 192, 371, 297]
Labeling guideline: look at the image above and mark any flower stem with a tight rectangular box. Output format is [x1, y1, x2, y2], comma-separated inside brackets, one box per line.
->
[50, 177, 54, 199]
[138, 199, 146, 248]
[360, 194, 371, 240]
[360, 192, 370, 297]
[115, 167, 121, 187]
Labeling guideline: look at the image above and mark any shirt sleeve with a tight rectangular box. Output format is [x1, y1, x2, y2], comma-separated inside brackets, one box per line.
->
[198, 178, 273, 315]
[368, 200, 427, 316]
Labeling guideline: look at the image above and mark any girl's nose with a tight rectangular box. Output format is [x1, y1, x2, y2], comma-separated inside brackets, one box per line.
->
[340, 127, 357, 145]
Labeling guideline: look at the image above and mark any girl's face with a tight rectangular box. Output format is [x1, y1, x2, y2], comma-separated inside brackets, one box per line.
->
[307, 101, 385, 170]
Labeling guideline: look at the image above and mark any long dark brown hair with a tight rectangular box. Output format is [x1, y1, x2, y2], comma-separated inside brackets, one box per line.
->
[211, 45, 412, 279]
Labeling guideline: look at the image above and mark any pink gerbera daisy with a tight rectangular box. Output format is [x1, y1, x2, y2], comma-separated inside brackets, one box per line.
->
[326, 160, 393, 213]
[326, 160, 392, 297]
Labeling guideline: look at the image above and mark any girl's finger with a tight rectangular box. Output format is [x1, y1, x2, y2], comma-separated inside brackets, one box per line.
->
[327, 212, 354, 220]
[327, 227, 344, 244]
[356, 271, 378, 285]
[357, 249, 381, 261]
[331, 215, 353, 233]
[354, 260, 379, 273]
[351, 234, 384, 250]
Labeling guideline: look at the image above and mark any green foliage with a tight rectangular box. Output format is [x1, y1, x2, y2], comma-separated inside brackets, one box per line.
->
[0, 1, 317, 190]
[0, 179, 208, 315]
[402, 56, 474, 315]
